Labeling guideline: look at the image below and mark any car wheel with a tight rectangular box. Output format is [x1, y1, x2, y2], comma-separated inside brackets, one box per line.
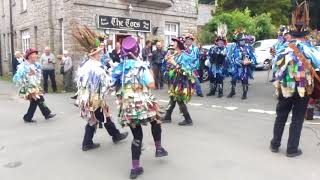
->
[263, 59, 271, 70]
[202, 68, 209, 81]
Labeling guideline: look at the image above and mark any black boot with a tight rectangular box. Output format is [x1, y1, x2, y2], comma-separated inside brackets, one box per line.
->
[82, 124, 100, 151]
[206, 83, 217, 96]
[178, 102, 193, 126]
[218, 84, 223, 98]
[162, 98, 176, 123]
[130, 167, 144, 179]
[112, 132, 129, 143]
[156, 147, 168, 157]
[241, 84, 248, 100]
[227, 83, 236, 98]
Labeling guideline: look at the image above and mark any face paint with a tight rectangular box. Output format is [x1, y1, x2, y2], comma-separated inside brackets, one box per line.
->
[216, 41, 225, 47]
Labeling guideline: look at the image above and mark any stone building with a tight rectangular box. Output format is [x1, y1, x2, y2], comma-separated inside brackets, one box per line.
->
[0, 0, 198, 75]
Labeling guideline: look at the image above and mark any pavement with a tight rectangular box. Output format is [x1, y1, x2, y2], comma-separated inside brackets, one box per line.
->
[1, 70, 320, 180]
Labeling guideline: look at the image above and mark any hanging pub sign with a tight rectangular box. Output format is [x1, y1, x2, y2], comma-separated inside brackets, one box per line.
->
[97, 15, 151, 32]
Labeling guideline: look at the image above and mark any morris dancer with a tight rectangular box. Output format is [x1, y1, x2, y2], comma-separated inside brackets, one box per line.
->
[270, 1, 320, 157]
[206, 24, 228, 97]
[111, 36, 168, 179]
[13, 48, 56, 123]
[162, 37, 195, 126]
[226, 31, 257, 100]
[73, 25, 128, 151]
[185, 34, 204, 97]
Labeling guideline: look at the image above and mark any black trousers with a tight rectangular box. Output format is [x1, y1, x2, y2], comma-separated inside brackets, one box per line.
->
[130, 121, 162, 160]
[43, 69, 57, 93]
[152, 63, 163, 89]
[23, 96, 51, 121]
[166, 96, 192, 122]
[82, 108, 121, 146]
[271, 93, 309, 153]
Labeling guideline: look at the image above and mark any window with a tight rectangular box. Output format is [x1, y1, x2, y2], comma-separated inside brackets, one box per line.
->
[22, 0, 27, 12]
[21, 30, 30, 53]
[164, 22, 179, 47]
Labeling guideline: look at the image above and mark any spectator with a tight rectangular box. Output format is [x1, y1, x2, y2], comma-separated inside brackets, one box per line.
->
[40, 47, 57, 93]
[151, 41, 166, 89]
[142, 40, 152, 62]
[12, 51, 24, 75]
[61, 50, 73, 92]
[110, 42, 121, 63]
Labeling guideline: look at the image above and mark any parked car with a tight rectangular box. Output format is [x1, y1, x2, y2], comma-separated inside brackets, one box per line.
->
[252, 39, 278, 70]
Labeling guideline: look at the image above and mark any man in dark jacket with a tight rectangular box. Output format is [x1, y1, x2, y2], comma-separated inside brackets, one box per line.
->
[110, 42, 121, 63]
[151, 41, 166, 89]
[142, 40, 152, 62]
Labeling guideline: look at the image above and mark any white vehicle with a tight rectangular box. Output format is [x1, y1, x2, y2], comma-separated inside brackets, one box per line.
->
[252, 39, 278, 70]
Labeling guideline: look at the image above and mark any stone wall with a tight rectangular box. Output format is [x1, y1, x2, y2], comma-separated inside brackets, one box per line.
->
[0, 0, 197, 75]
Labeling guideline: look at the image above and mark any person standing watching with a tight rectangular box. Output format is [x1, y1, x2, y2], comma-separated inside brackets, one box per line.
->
[151, 41, 166, 89]
[61, 50, 73, 92]
[142, 40, 152, 62]
[40, 47, 57, 93]
[110, 42, 121, 63]
[12, 51, 24, 75]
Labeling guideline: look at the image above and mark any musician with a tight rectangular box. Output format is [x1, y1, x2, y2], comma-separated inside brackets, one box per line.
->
[162, 37, 195, 126]
[226, 31, 257, 100]
[206, 24, 228, 97]
[270, 1, 320, 157]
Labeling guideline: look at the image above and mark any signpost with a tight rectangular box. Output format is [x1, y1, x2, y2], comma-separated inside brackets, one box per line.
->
[98, 16, 151, 32]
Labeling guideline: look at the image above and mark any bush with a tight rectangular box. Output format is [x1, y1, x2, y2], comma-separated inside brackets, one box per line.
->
[203, 8, 276, 41]
[196, 30, 215, 45]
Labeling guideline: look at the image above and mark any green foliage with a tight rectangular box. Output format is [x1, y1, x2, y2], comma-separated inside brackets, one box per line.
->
[204, 9, 276, 41]
[196, 30, 215, 44]
[216, 0, 292, 26]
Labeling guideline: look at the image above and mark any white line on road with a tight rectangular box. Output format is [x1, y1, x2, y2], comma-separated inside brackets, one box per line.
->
[224, 107, 238, 111]
[189, 103, 203, 106]
[248, 109, 276, 115]
[211, 105, 223, 108]
[158, 99, 169, 103]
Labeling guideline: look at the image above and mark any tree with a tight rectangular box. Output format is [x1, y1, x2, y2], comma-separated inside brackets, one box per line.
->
[204, 8, 276, 41]
[216, 0, 292, 26]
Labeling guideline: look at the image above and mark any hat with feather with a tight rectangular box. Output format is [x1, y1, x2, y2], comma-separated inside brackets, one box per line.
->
[289, 0, 310, 37]
[233, 28, 246, 42]
[72, 23, 103, 57]
[215, 23, 228, 44]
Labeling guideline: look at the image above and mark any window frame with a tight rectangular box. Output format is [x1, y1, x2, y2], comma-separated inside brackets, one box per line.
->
[164, 22, 179, 47]
[21, 30, 30, 54]
[21, 0, 27, 12]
